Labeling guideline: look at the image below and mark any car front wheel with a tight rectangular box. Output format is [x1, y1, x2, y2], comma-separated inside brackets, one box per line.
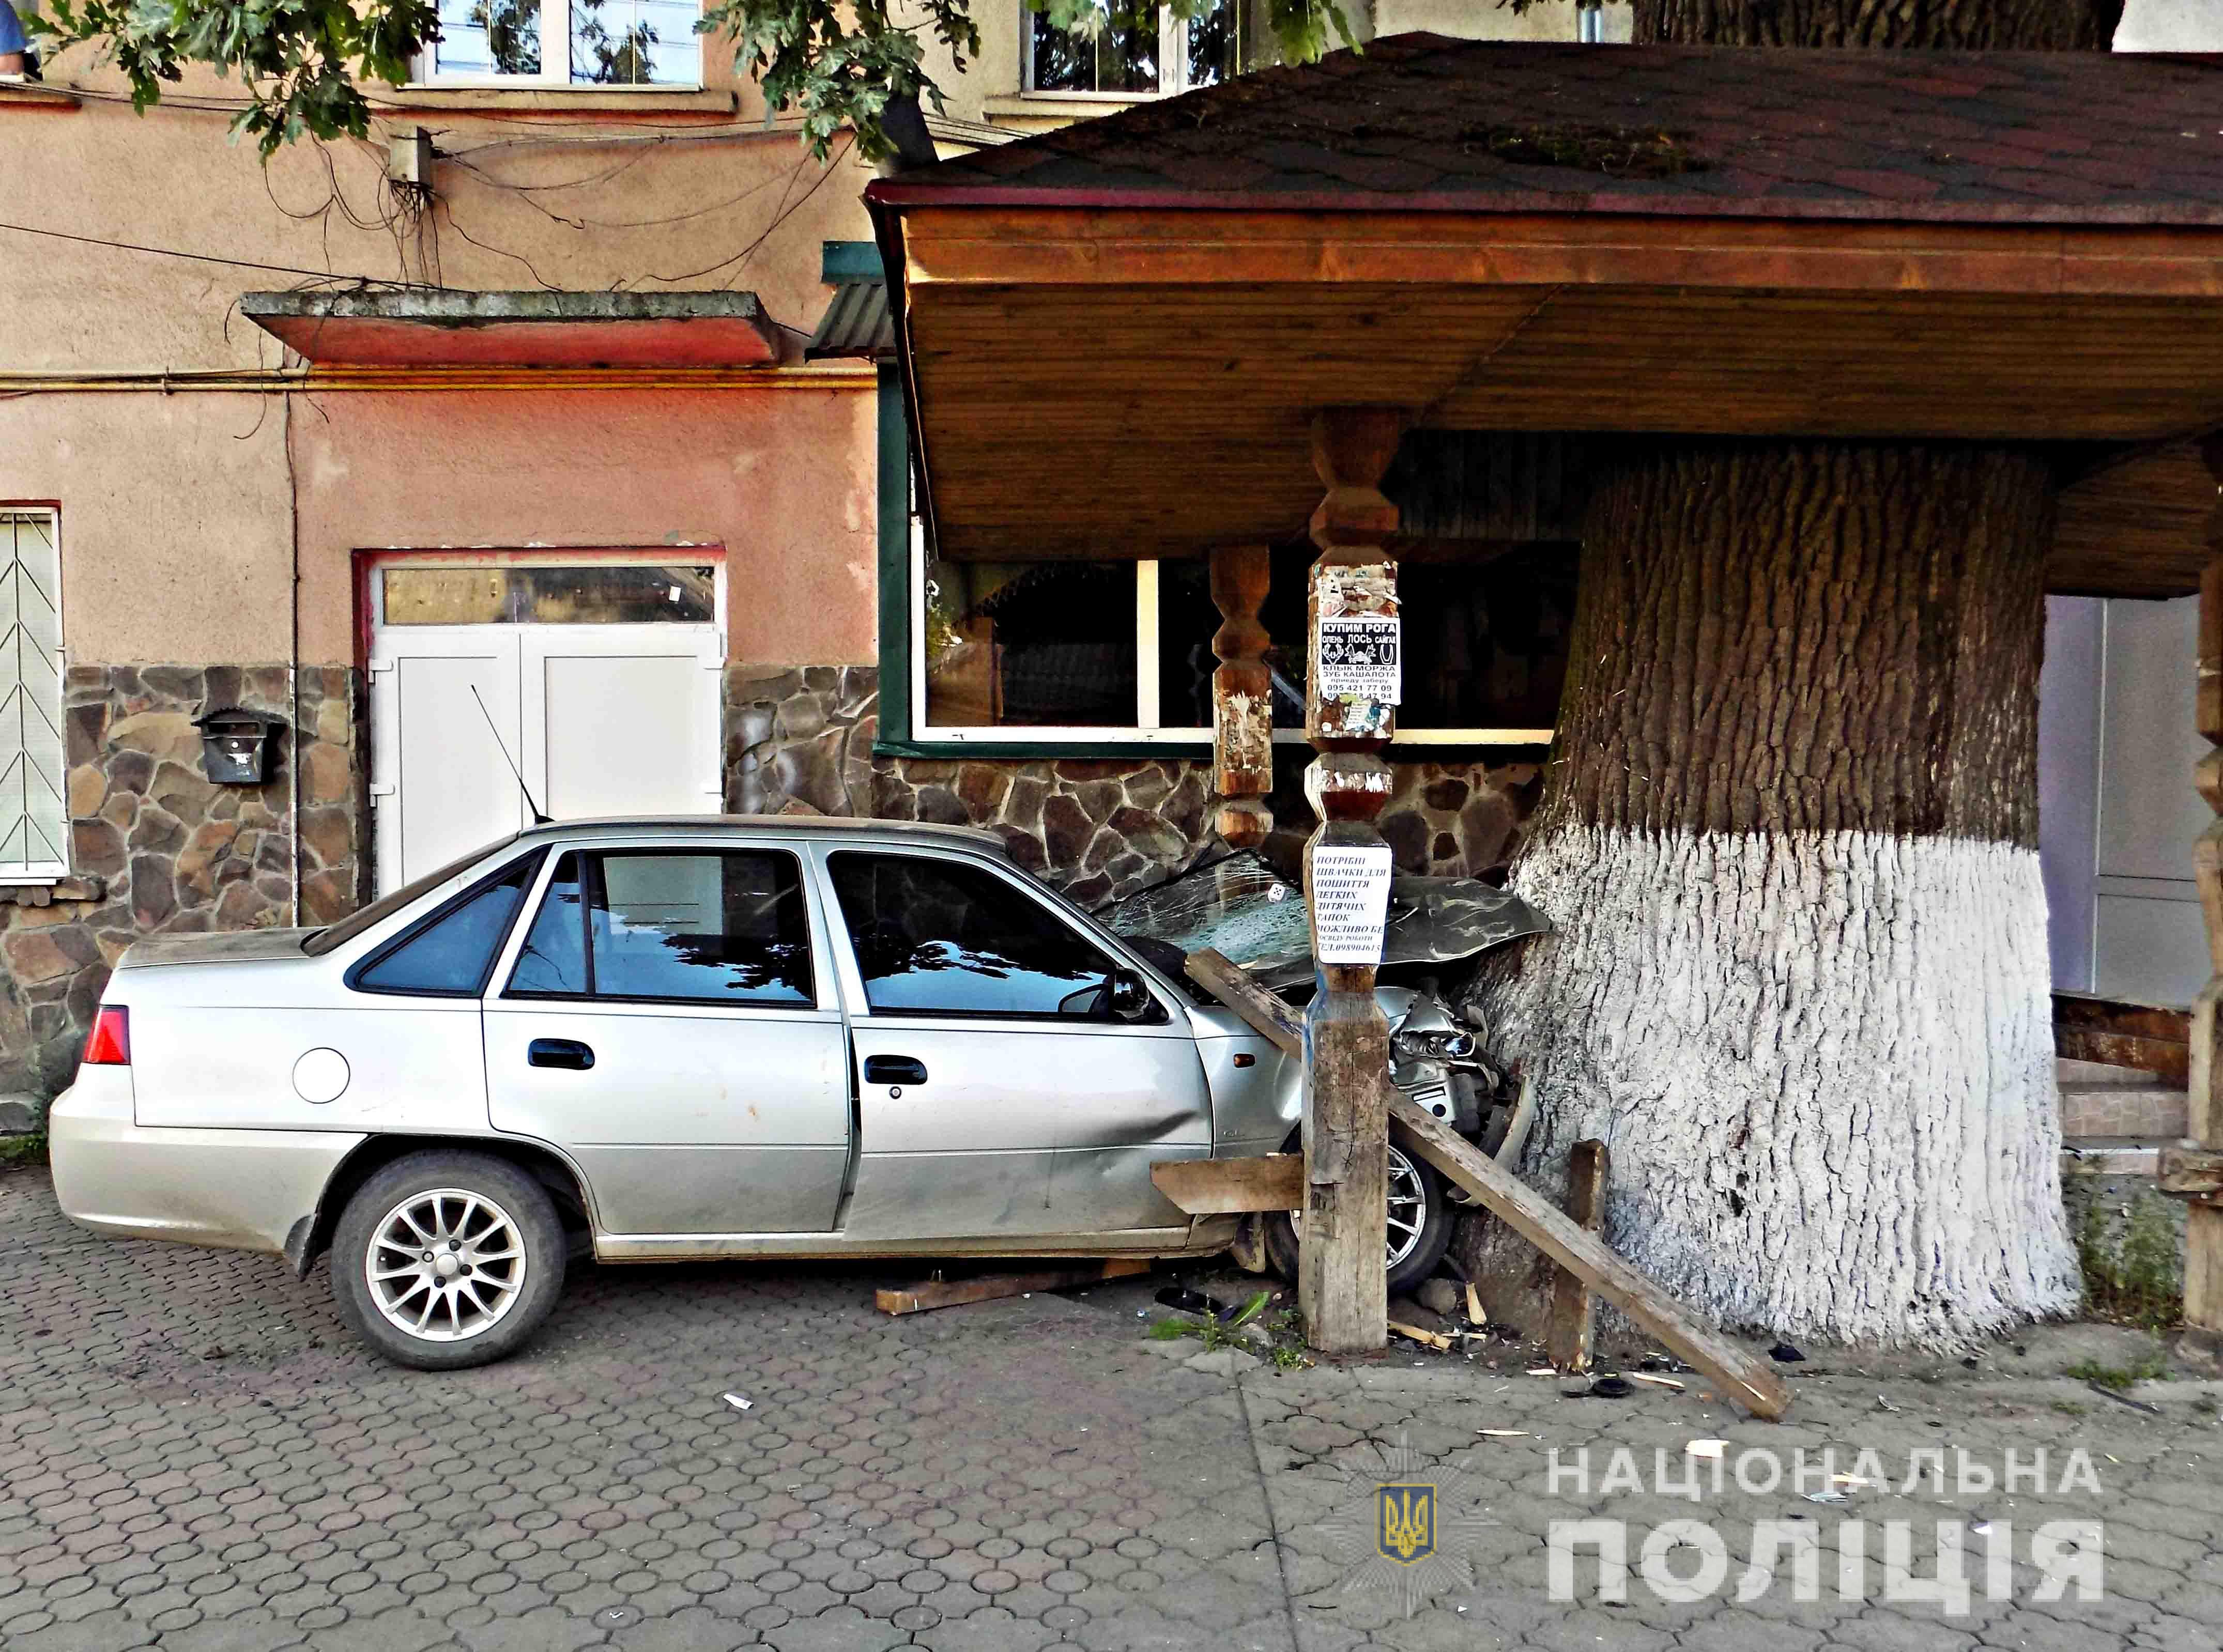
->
[330, 1151, 566, 1370]
[1262, 1140, 1452, 1298]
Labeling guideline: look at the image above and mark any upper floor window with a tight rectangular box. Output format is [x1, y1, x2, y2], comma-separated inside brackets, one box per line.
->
[0, 508, 65, 881]
[423, 0, 703, 86]
[1024, 0, 1244, 98]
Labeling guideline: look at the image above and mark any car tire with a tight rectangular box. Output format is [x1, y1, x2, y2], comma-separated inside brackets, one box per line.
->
[330, 1150, 567, 1371]
[1262, 1140, 1453, 1299]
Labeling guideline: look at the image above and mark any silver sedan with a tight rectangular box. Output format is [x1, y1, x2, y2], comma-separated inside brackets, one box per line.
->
[49, 817, 1453, 1367]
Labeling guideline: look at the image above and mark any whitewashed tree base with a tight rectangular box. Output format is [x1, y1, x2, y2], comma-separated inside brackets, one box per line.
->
[1472, 825, 2081, 1348]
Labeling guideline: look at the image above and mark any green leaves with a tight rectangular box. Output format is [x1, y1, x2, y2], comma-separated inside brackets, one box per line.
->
[40, 0, 441, 152]
[38, 0, 1359, 163]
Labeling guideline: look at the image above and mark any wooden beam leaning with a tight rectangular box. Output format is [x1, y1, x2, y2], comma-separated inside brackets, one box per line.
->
[1297, 407, 1410, 1354]
[2169, 439, 2223, 1348]
[1547, 1140, 1608, 1373]
[1209, 545, 1275, 850]
[1185, 949, 1793, 1419]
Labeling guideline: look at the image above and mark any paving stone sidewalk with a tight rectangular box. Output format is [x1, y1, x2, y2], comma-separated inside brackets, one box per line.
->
[3, 1162, 2219, 1652]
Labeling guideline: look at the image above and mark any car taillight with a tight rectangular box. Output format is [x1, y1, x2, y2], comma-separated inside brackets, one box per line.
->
[83, 1006, 130, 1066]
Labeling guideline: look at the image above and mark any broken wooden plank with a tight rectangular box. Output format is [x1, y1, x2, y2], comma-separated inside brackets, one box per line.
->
[1547, 1139, 1608, 1373]
[1186, 946, 1793, 1421]
[874, 1259, 1151, 1317]
[1387, 1099, 1790, 1421]
[1189, 947, 1305, 1047]
[1151, 1153, 1305, 1215]
[1389, 1320, 1453, 1351]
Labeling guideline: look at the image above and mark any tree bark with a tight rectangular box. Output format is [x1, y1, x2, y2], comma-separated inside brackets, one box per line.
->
[1632, 0, 2121, 48]
[1471, 443, 2082, 1346]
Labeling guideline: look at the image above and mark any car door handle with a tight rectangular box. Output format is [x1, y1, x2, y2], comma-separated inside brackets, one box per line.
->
[863, 1055, 928, 1086]
[528, 1038, 595, 1072]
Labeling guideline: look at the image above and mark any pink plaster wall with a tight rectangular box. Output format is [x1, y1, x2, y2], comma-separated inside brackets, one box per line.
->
[4, 36, 887, 673]
[290, 387, 879, 668]
[0, 392, 296, 665]
[3, 50, 878, 375]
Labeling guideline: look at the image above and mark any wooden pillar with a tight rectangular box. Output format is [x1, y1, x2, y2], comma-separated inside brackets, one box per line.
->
[1209, 545, 1274, 850]
[2175, 438, 2223, 1347]
[1298, 406, 1409, 1353]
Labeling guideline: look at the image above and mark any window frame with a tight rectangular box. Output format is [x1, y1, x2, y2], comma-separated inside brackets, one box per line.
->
[823, 846, 1166, 1025]
[0, 505, 67, 885]
[905, 527, 1559, 752]
[345, 847, 547, 998]
[501, 844, 820, 1011]
[1021, 0, 1229, 101]
[411, 0, 706, 89]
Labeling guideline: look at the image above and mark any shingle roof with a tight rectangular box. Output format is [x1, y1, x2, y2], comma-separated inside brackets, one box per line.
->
[868, 36, 2223, 226]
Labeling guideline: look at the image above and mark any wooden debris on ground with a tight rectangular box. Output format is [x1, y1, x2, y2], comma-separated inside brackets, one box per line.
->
[1184, 947, 1795, 1421]
[1389, 1320, 1455, 1351]
[874, 1258, 1151, 1317]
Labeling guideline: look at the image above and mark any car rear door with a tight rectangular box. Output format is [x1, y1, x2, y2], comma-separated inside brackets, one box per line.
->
[482, 839, 851, 1236]
[812, 845, 1209, 1242]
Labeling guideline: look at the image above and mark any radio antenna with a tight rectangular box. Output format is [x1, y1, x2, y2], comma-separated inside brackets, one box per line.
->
[471, 685, 549, 826]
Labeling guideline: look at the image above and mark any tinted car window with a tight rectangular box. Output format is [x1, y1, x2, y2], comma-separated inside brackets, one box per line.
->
[305, 834, 520, 956]
[507, 849, 814, 1006]
[828, 852, 1115, 1017]
[592, 852, 813, 1006]
[354, 854, 541, 996]
[510, 852, 588, 994]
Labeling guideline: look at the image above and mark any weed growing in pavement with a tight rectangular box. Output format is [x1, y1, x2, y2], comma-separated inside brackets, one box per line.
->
[2066, 1345, 2171, 1392]
[2076, 1192, 2183, 1330]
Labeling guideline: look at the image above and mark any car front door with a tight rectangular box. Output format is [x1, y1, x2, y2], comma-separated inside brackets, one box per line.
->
[483, 842, 851, 1236]
[815, 846, 1210, 1242]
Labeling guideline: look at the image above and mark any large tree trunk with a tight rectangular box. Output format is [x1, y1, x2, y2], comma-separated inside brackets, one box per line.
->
[1470, 443, 2083, 1346]
[1632, 0, 2122, 48]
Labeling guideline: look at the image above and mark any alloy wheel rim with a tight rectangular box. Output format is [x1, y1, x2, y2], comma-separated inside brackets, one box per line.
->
[365, 1187, 527, 1342]
[1383, 1147, 1428, 1269]
[1290, 1145, 1430, 1270]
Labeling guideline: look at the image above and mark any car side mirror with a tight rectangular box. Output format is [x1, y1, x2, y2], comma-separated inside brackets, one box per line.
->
[1107, 967, 1154, 1023]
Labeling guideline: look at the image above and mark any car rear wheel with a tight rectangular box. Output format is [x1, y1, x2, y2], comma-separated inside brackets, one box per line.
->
[1262, 1141, 1452, 1298]
[331, 1151, 566, 1370]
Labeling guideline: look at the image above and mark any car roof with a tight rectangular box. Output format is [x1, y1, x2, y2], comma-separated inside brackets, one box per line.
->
[511, 814, 1011, 856]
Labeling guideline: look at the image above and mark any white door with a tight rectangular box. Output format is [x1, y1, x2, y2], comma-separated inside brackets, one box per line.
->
[371, 629, 530, 894]
[371, 567, 724, 896]
[521, 628, 724, 823]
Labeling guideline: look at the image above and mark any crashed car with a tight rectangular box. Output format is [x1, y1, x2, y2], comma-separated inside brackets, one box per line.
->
[1107, 849, 1547, 1283]
[49, 817, 1533, 1370]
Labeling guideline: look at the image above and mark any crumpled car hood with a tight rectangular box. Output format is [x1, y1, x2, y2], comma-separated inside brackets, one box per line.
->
[1105, 850, 1549, 990]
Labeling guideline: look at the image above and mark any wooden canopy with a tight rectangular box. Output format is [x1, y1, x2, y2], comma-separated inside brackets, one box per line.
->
[867, 39, 2223, 595]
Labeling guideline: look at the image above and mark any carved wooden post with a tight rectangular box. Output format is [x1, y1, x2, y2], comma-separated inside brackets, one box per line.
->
[1298, 407, 1409, 1353]
[1209, 545, 1274, 850]
[2170, 437, 2223, 1350]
